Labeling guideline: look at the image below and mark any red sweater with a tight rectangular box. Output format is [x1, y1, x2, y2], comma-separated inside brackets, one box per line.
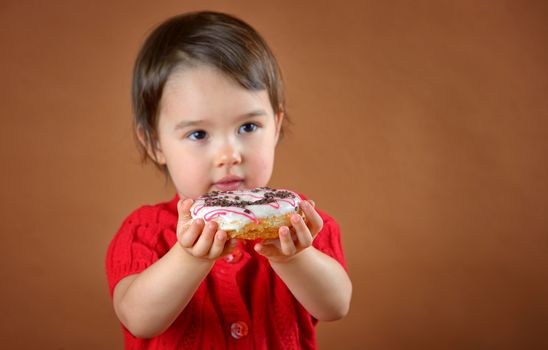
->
[106, 195, 347, 349]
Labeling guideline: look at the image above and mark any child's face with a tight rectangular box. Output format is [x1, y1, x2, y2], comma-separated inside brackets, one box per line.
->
[152, 65, 283, 199]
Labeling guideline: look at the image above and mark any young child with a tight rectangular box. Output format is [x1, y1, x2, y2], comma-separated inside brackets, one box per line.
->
[106, 11, 352, 349]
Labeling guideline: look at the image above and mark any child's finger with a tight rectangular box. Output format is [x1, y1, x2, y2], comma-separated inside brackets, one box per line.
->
[208, 230, 228, 258]
[300, 200, 323, 236]
[262, 232, 297, 246]
[177, 199, 194, 235]
[254, 242, 278, 256]
[179, 218, 203, 248]
[291, 214, 313, 247]
[278, 226, 297, 256]
[192, 221, 217, 256]
[261, 238, 277, 246]
[177, 198, 194, 219]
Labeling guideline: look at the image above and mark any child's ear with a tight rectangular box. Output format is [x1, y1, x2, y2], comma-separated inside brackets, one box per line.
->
[274, 111, 284, 144]
[136, 125, 167, 164]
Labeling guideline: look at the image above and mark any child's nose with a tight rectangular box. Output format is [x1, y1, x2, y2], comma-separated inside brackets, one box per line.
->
[215, 143, 242, 168]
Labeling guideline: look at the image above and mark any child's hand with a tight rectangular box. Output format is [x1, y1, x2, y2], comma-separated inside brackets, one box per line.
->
[176, 198, 237, 260]
[254, 200, 323, 263]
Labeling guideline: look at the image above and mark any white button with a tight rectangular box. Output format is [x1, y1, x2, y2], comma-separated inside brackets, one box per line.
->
[225, 248, 243, 264]
[230, 321, 249, 339]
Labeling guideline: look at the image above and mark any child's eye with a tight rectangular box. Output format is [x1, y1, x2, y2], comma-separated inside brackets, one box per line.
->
[187, 130, 208, 141]
[238, 123, 258, 134]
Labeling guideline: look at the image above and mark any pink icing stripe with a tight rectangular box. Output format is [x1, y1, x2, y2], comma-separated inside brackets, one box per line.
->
[192, 204, 205, 216]
[241, 193, 263, 199]
[276, 198, 296, 207]
[203, 208, 259, 224]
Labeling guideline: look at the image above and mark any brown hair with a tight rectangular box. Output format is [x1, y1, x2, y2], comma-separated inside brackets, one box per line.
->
[132, 11, 288, 171]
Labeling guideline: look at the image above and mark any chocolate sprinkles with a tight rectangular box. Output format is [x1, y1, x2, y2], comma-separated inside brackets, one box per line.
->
[199, 187, 295, 209]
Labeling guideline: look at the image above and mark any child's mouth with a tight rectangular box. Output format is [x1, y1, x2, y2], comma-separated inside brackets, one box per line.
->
[213, 176, 244, 191]
[214, 181, 242, 191]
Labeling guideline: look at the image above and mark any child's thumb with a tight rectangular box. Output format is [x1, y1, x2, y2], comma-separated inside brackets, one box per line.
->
[177, 198, 194, 226]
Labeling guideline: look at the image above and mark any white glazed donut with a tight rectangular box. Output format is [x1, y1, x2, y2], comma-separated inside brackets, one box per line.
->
[190, 187, 303, 239]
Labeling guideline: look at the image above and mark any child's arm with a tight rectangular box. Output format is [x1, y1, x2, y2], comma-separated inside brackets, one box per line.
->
[112, 199, 235, 338]
[254, 200, 352, 321]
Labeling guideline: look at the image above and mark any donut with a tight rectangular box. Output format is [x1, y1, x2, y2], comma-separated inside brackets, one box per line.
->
[190, 187, 304, 240]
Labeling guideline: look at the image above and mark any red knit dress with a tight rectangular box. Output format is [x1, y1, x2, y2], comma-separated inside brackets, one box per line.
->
[106, 195, 347, 349]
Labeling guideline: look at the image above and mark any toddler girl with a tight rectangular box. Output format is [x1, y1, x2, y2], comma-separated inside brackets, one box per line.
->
[106, 11, 352, 349]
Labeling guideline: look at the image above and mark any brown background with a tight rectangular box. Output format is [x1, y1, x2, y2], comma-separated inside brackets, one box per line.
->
[1, 0, 547, 349]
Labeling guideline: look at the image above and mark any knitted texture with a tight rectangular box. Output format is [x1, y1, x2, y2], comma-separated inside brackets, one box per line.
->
[106, 195, 347, 349]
